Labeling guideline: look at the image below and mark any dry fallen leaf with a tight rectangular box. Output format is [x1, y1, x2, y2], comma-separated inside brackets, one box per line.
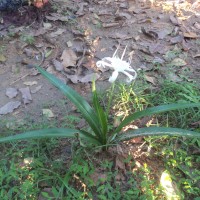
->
[102, 22, 120, 28]
[42, 109, 54, 118]
[128, 6, 142, 13]
[0, 54, 6, 62]
[49, 29, 65, 38]
[0, 101, 21, 115]
[157, 28, 173, 39]
[148, 23, 173, 39]
[115, 172, 125, 182]
[113, 116, 121, 127]
[190, 120, 200, 128]
[90, 170, 107, 185]
[9, 26, 24, 34]
[76, 2, 88, 16]
[193, 54, 200, 58]
[31, 85, 42, 94]
[149, 43, 169, 54]
[19, 87, 32, 104]
[141, 27, 158, 40]
[194, 22, 200, 30]
[106, 0, 113, 4]
[130, 137, 143, 143]
[83, 59, 98, 70]
[6, 119, 25, 129]
[6, 88, 18, 99]
[76, 119, 86, 129]
[169, 14, 181, 26]
[66, 73, 100, 84]
[72, 29, 86, 37]
[24, 48, 38, 57]
[46, 13, 68, 22]
[144, 75, 157, 85]
[181, 40, 191, 51]
[43, 22, 52, 29]
[33, 27, 48, 36]
[170, 58, 187, 67]
[23, 81, 38, 86]
[52, 59, 64, 72]
[118, 12, 132, 20]
[60, 49, 77, 69]
[30, 68, 40, 76]
[80, 73, 100, 83]
[115, 156, 126, 171]
[46, 66, 55, 74]
[138, 18, 154, 24]
[183, 32, 199, 39]
[170, 35, 183, 44]
[164, 47, 181, 61]
[57, 75, 67, 84]
[153, 57, 165, 64]
[66, 41, 73, 47]
[98, 10, 113, 15]
[110, 32, 132, 40]
[191, 0, 200, 9]
[167, 72, 182, 82]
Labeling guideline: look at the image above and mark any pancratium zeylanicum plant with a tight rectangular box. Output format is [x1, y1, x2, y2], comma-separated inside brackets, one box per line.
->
[0, 65, 200, 150]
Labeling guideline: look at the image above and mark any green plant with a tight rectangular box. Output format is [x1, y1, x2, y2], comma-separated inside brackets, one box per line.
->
[158, 137, 200, 198]
[112, 82, 150, 117]
[20, 35, 35, 45]
[0, 66, 200, 149]
[148, 81, 200, 128]
[0, 45, 5, 53]
[164, 46, 182, 62]
[131, 81, 200, 199]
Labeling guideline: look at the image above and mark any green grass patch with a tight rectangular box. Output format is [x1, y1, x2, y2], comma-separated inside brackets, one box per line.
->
[0, 80, 200, 199]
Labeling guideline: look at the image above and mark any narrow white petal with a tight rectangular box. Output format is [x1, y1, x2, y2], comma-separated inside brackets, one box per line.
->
[109, 71, 119, 83]
[122, 71, 137, 83]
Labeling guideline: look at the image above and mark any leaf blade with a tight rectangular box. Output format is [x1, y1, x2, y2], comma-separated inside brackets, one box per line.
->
[35, 66, 102, 138]
[116, 127, 200, 142]
[115, 103, 200, 133]
[92, 81, 108, 143]
[0, 128, 100, 145]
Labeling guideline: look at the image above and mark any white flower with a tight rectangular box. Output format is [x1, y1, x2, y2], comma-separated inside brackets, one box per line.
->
[96, 46, 137, 83]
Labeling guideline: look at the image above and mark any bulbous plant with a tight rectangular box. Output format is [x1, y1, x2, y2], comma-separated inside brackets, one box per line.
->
[0, 66, 200, 149]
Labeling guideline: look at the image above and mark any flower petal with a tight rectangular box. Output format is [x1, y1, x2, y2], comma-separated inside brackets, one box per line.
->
[123, 71, 137, 83]
[109, 71, 119, 83]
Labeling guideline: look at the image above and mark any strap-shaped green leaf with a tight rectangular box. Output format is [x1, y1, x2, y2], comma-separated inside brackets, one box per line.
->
[92, 81, 108, 144]
[35, 66, 102, 138]
[115, 103, 200, 134]
[116, 127, 200, 142]
[0, 128, 100, 145]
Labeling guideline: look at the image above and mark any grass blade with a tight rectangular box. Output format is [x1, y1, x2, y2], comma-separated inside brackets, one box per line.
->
[0, 128, 100, 145]
[115, 103, 200, 134]
[116, 127, 200, 142]
[35, 66, 102, 138]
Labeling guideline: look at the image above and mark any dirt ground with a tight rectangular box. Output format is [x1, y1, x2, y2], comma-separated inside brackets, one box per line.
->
[0, 0, 200, 121]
